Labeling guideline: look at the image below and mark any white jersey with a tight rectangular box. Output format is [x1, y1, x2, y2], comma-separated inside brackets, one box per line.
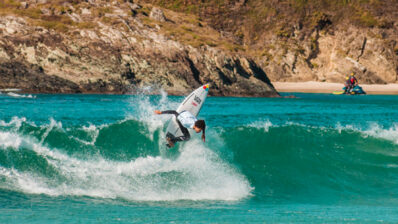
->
[177, 111, 197, 129]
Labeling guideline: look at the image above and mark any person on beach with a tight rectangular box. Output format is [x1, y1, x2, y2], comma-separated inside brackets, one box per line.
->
[154, 110, 206, 147]
[344, 72, 358, 94]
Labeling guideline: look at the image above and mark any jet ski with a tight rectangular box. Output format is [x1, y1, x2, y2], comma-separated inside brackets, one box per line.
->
[333, 86, 366, 95]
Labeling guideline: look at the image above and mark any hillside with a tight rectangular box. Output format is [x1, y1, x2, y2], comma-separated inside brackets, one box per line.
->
[1, 0, 397, 96]
[0, 0, 278, 96]
[144, 0, 398, 84]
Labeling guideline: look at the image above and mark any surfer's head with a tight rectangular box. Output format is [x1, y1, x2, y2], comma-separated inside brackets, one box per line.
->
[193, 120, 206, 133]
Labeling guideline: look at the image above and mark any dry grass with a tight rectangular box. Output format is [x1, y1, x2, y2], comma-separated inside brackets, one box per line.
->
[136, 0, 396, 60]
[0, 0, 101, 32]
[355, 10, 379, 27]
[35, 20, 69, 32]
[1, 0, 393, 58]
[139, 8, 228, 49]
[143, 0, 394, 35]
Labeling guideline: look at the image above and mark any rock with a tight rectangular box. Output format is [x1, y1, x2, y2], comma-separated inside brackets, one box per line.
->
[262, 25, 397, 84]
[68, 13, 82, 22]
[128, 3, 142, 10]
[40, 8, 51, 16]
[0, 15, 277, 96]
[81, 8, 91, 15]
[137, 0, 397, 85]
[0, 60, 81, 93]
[150, 7, 166, 22]
[20, 2, 28, 9]
[113, 9, 127, 17]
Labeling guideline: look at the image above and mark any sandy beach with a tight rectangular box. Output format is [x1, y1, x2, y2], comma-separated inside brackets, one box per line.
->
[273, 82, 398, 95]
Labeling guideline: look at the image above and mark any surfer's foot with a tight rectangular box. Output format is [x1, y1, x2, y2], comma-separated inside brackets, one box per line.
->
[166, 138, 175, 148]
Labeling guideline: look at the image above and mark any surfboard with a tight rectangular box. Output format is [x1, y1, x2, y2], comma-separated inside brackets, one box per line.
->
[165, 84, 209, 144]
[332, 91, 345, 95]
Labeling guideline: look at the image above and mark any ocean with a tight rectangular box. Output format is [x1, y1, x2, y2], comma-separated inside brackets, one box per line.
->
[1, 92, 398, 223]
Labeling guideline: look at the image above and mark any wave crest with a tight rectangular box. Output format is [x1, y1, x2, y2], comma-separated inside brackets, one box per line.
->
[0, 117, 252, 201]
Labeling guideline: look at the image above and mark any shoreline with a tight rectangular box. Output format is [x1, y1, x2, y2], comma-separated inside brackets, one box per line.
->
[5, 82, 398, 96]
[273, 82, 398, 95]
[0, 90, 278, 97]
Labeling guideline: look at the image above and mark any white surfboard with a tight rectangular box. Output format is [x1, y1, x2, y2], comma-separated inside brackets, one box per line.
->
[165, 84, 210, 142]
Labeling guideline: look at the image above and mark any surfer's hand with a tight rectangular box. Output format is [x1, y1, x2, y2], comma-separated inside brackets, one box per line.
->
[154, 110, 162, 115]
[202, 135, 205, 142]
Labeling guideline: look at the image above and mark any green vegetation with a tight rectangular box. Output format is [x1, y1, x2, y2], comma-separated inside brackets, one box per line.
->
[0, 0, 395, 58]
[356, 10, 378, 27]
[143, 0, 394, 34]
[93, 6, 113, 17]
[276, 26, 292, 38]
[138, 0, 395, 58]
[36, 20, 69, 32]
[76, 21, 96, 29]
[223, 42, 245, 52]
[261, 50, 273, 61]
[0, 0, 102, 32]
[138, 7, 243, 51]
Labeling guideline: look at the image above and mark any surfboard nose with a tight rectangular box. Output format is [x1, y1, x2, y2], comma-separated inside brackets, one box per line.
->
[203, 84, 210, 91]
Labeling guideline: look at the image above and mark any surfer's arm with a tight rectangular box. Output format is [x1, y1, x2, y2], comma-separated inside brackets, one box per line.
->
[154, 110, 179, 116]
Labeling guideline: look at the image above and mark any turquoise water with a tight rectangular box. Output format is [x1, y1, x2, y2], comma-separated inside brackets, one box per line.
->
[1, 92, 398, 223]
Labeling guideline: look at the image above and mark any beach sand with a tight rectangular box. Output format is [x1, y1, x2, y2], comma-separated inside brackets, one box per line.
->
[273, 82, 398, 95]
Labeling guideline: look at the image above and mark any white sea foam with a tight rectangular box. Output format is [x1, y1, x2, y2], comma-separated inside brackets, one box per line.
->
[0, 116, 27, 130]
[6, 92, 36, 98]
[248, 120, 274, 132]
[0, 131, 23, 149]
[0, 130, 252, 201]
[39, 118, 63, 143]
[335, 122, 398, 144]
[249, 120, 398, 146]
[361, 123, 398, 144]
[70, 123, 101, 145]
[127, 87, 180, 153]
[0, 88, 253, 201]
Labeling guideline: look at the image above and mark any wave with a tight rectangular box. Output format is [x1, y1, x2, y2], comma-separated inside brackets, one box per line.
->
[6, 92, 36, 98]
[222, 122, 398, 203]
[0, 116, 252, 201]
[2, 106, 398, 203]
[336, 122, 398, 145]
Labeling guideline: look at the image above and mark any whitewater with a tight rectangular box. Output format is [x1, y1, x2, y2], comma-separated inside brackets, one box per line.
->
[1, 92, 398, 223]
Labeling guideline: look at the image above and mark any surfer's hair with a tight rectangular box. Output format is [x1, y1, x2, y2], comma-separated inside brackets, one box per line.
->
[195, 120, 206, 132]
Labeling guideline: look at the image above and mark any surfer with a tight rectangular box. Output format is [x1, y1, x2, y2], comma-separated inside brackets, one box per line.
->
[154, 110, 206, 147]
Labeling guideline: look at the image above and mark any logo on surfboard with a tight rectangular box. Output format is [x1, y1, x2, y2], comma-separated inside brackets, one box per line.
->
[194, 96, 202, 104]
[192, 95, 202, 107]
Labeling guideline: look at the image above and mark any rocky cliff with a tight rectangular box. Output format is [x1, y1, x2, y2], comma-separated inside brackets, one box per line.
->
[146, 0, 398, 84]
[0, 0, 278, 96]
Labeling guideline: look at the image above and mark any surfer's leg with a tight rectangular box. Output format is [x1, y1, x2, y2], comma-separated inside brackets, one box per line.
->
[179, 127, 191, 141]
[163, 110, 190, 145]
[165, 118, 189, 147]
[173, 119, 191, 142]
